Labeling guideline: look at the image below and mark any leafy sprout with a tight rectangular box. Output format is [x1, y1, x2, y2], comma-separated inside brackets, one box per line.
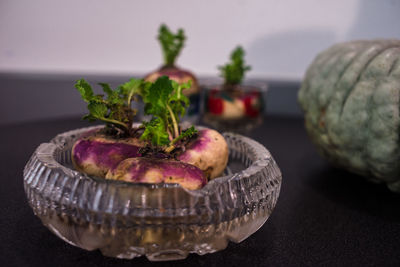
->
[158, 24, 186, 67]
[75, 78, 147, 136]
[218, 46, 251, 85]
[75, 76, 197, 149]
[141, 76, 197, 149]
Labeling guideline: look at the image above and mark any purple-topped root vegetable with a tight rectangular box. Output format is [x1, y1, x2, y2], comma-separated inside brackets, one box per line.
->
[145, 66, 198, 96]
[205, 46, 261, 122]
[72, 135, 143, 178]
[144, 24, 199, 97]
[73, 76, 229, 190]
[179, 128, 228, 179]
[106, 158, 206, 190]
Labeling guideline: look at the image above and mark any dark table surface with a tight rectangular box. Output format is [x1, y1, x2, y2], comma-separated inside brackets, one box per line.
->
[1, 116, 400, 267]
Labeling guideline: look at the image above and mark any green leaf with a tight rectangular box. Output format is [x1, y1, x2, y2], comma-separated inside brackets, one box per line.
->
[88, 102, 108, 119]
[99, 83, 122, 105]
[165, 126, 198, 152]
[98, 82, 113, 96]
[143, 76, 173, 116]
[75, 79, 94, 102]
[168, 80, 190, 118]
[158, 24, 186, 66]
[140, 118, 170, 146]
[174, 126, 197, 143]
[75, 78, 146, 135]
[170, 80, 190, 105]
[118, 78, 147, 102]
[72, 75, 195, 147]
[82, 114, 96, 122]
[219, 46, 251, 85]
[139, 75, 196, 146]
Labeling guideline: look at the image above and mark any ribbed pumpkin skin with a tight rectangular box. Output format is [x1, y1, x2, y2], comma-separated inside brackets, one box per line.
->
[298, 40, 400, 192]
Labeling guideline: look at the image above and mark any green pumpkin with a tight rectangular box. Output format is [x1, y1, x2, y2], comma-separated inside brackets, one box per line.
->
[298, 40, 400, 192]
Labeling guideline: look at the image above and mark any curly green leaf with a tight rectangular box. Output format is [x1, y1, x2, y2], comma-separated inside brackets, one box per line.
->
[158, 24, 186, 66]
[219, 46, 251, 85]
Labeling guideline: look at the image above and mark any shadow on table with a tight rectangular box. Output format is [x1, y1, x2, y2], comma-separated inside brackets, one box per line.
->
[305, 165, 400, 223]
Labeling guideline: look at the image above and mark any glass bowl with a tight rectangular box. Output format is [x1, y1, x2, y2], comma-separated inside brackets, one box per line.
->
[23, 126, 281, 261]
[202, 82, 268, 133]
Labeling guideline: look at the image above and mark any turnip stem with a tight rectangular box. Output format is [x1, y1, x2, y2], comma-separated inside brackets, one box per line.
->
[166, 104, 179, 139]
[99, 118, 129, 133]
[167, 128, 173, 141]
[165, 145, 174, 153]
[165, 135, 179, 153]
[127, 91, 134, 107]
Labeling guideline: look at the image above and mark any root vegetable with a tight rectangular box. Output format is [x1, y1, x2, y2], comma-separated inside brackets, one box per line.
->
[144, 24, 199, 96]
[145, 66, 199, 96]
[178, 128, 228, 179]
[72, 135, 143, 178]
[106, 158, 207, 190]
[73, 76, 229, 190]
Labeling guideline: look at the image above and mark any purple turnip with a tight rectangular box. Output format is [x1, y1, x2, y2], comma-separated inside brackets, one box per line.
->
[73, 76, 229, 190]
[106, 157, 207, 190]
[144, 24, 199, 97]
[72, 134, 143, 178]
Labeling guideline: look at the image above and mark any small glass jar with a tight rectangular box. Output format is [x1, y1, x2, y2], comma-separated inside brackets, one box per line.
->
[202, 82, 267, 133]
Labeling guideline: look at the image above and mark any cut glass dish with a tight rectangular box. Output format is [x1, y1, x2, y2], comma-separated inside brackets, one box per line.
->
[23, 126, 281, 261]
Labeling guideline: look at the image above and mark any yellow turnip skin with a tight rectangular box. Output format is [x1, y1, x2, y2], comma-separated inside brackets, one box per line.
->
[178, 128, 229, 179]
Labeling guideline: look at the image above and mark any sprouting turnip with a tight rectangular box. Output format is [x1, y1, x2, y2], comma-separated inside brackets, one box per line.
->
[144, 24, 199, 98]
[72, 134, 143, 178]
[73, 76, 229, 190]
[205, 46, 263, 125]
[106, 158, 206, 190]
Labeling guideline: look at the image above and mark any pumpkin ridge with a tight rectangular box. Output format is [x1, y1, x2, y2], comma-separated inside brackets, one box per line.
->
[363, 79, 378, 177]
[303, 49, 349, 131]
[322, 50, 358, 103]
[319, 50, 361, 152]
[321, 50, 360, 130]
[372, 82, 400, 179]
[338, 44, 399, 118]
[336, 80, 374, 172]
[314, 51, 360, 151]
[299, 46, 345, 111]
[368, 80, 400, 180]
[300, 45, 365, 154]
[361, 47, 400, 174]
[322, 43, 378, 150]
[338, 45, 400, 165]
[388, 49, 400, 76]
[360, 46, 400, 80]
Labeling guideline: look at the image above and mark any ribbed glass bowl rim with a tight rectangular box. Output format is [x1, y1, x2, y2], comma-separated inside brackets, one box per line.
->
[27, 125, 277, 198]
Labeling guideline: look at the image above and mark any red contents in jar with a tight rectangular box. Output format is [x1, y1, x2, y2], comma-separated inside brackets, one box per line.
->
[242, 91, 260, 118]
[207, 90, 224, 115]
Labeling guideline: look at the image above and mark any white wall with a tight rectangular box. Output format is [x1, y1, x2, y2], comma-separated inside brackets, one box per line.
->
[1, 0, 400, 80]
